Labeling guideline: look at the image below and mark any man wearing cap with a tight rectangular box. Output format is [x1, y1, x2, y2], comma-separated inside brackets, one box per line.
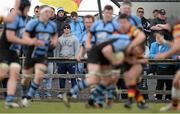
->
[54, 7, 70, 37]
[150, 9, 172, 44]
[54, 24, 79, 99]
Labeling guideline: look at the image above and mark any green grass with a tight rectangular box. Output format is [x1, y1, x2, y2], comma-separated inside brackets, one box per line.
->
[0, 101, 179, 113]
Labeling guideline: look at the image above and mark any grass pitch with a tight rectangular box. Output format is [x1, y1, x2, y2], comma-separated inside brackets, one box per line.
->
[0, 101, 179, 113]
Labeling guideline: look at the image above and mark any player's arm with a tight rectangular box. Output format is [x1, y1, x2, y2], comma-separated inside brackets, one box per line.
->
[6, 30, 36, 45]
[50, 33, 58, 48]
[127, 30, 145, 53]
[2, 0, 20, 23]
[23, 31, 44, 46]
[85, 32, 92, 50]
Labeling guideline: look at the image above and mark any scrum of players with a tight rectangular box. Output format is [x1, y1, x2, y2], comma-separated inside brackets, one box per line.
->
[0, 0, 179, 112]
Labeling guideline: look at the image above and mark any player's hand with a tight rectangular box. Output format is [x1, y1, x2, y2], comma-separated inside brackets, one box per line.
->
[15, 0, 20, 9]
[76, 54, 82, 62]
[155, 53, 167, 59]
[85, 44, 91, 50]
[126, 45, 133, 54]
[30, 38, 44, 46]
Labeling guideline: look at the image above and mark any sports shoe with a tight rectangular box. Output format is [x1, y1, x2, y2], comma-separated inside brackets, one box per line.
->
[4, 102, 20, 109]
[57, 94, 63, 99]
[124, 100, 133, 109]
[137, 101, 148, 110]
[21, 98, 31, 107]
[62, 93, 71, 107]
[160, 103, 179, 112]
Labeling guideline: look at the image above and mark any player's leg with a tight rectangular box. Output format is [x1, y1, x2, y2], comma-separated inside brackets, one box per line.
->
[0, 62, 9, 80]
[21, 68, 33, 98]
[22, 63, 47, 107]
[63, 63, 101, 107]
[105, 70, 120, 107]
[88, 65, 112, 108]
[124, 64, 147, 109]
[5, 63, 21, 109]
[160, 70, 180, 111]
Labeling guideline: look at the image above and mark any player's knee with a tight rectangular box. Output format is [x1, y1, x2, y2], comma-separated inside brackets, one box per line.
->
[9, 63, 21, 71]
[36, 65, 47, 74]
[172, 87, 180, 99]
[86, 72, 100, 85]
[0, 63, 9, 78]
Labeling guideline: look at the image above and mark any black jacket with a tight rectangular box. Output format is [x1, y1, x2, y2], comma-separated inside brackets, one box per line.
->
[54, 15, 70, 37]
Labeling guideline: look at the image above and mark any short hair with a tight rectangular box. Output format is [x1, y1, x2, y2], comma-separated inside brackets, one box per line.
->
[104, 5, 113, 11]
[122, 0, 132, 7]
[153, 9, 159, 13]
[154, 30, 165, 36]
[71, 11, 78, 17]
[83, 15, 94, 22]
[118, 14, 129, 20]
[137, 7, 144, 11]
[39, 5, 50, 10]
[34, 5, 40, 10]
[50, 7, 55, 11]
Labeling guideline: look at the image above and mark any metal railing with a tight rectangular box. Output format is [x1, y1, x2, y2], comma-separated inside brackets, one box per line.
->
[0, 58, 179, 102]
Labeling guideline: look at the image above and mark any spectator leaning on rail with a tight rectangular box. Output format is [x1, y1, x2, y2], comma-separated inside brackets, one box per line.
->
[54, 24, 80, 99]
[54, 7, 70, 37]
[149, 31, 176, 100]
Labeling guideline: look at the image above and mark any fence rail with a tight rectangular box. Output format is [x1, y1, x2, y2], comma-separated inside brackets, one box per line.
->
[1, 58, 179, 102]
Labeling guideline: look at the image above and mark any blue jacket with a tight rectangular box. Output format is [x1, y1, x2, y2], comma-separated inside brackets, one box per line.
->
[70, 17, 85, 42]
[149, 42, 171, 59]
[149, 42, 176, 68]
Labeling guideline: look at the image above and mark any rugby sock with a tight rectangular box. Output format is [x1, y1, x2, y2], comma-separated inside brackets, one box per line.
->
[172, 99, 178, 108]
[5, 95, 14, 103]
[93, 84, 106, 105]
[69, 80, 88, 96]
[135, 90, 145, 103]
[21, 85, 29, 98]
[127, 85, 137, 103]
[27, 81, 39, 99]
[107, 85, 116, 100]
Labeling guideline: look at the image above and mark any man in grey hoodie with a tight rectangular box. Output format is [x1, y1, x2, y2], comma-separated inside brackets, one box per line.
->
[54, 24, 80, 98]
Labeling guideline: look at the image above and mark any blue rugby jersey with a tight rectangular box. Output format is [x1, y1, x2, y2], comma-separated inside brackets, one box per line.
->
[0, 15, 26, 53]
[25, 19, 57, 58]
[90, 20, 116, 44]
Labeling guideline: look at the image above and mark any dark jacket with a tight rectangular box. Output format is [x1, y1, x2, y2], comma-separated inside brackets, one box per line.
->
[54, 15, 70, 37]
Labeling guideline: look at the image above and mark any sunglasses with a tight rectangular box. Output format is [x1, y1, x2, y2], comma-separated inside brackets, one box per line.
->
[64, 27, 70, 29]
[138, 11, 144, 13]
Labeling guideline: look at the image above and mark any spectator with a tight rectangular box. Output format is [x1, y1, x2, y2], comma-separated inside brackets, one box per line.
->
[152, 9, 159, 19]
[149, 31, 176, 100]
[150, 9, 172, 45]
[70, 11, 84, 75]
[49, 7, 56, 20]
[70, 11, 85, 43]
[54, 7, 70, 37]
[54, 24, 79, 99]
[136, 7, 151, 46]
[32, 5, 40, 19]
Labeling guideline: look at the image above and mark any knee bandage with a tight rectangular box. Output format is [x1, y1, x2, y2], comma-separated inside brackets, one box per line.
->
[36, 66, 47, 73]
[86, 71, 101, 77]
[100, 70, 112, 77]
[172, 87, 180, 99]
[0, 63, 9, 71]
[22, 73, 33, 79]
[9, 63, 21, 70]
